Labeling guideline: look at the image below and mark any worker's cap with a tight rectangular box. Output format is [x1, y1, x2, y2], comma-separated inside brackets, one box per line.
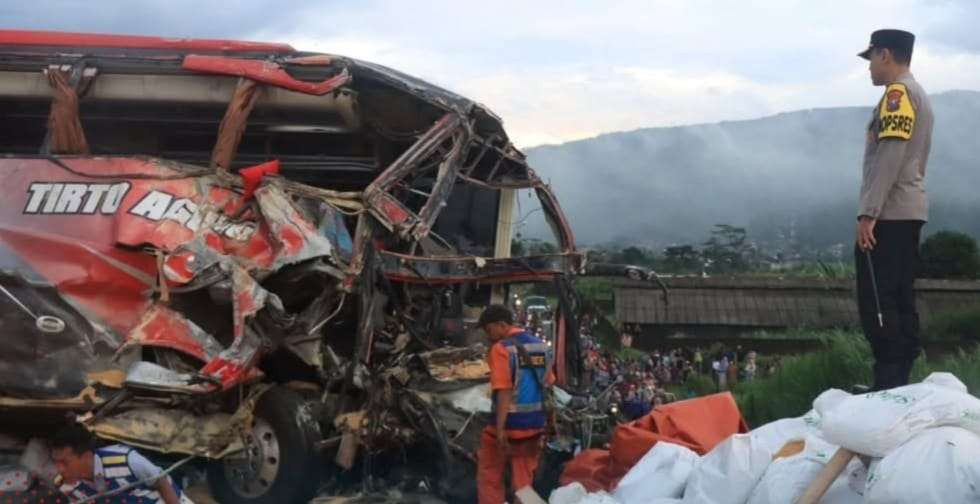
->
[858, 29, 915, 60]
[477, 304, 513, 328]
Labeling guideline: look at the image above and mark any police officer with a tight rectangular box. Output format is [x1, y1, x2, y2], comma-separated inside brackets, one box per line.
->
[476, 304, 554, 504]
[50, 424, 186, 504]
[855, 29, 934, 390]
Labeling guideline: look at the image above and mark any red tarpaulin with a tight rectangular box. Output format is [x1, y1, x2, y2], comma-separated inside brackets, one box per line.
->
[560, 392, 749, 492]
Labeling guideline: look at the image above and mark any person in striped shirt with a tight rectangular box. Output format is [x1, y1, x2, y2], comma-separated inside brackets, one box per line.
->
[50, 424, 185, 504]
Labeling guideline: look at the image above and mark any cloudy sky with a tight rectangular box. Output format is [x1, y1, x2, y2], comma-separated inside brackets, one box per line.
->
[5, 0, 980, 147]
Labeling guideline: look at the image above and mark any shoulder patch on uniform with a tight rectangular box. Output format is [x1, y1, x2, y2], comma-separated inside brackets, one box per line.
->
[100, 455, 128, 465]
[878, 83, 915, 140]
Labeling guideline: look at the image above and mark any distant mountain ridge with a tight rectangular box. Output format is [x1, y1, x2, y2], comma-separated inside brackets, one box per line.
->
[525, 90, 980, 252]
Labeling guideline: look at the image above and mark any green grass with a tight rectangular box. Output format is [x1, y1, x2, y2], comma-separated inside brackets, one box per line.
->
[910, 346, 980, 393]
[574, 277, 615, 301]
[666, 373, 717, 399]
[734, 331, 870, 427]
[743, 326, 838, 340]
[922, 304, 980, 342]
[733, 331, 980, 427]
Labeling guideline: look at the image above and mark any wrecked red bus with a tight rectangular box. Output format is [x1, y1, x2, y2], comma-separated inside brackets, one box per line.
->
[0, 30, 589, 503]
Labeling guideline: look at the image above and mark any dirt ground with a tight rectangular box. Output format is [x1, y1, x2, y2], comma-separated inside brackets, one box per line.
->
[182, 484, 450, 504]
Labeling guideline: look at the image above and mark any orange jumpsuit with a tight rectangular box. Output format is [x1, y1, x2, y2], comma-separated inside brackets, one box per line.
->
[477, 326, 554, 504]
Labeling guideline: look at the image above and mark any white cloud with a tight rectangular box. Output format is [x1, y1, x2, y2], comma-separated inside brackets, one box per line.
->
[913, 47, 980, 92]
[251, 1, 978, 147]
[452, 46, 980, 148]
[451, 65, 832, 147]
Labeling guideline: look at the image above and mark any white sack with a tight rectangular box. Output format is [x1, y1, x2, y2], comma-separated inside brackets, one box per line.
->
[864, 426, 980, 503]
[549, 482, 589, 504]
[820, 460, 865, 504]
[749, 410, 822, 454]
[681, 434, 771, 504]
[577, 491, 622, 504]
[846, 458, 870, 496]
[812, 389, 851, 415]
[922, 371, 968, 393]
[816, 373, 980, 457]
[746, 435, 862, 504]
[613, 442, 699, 503]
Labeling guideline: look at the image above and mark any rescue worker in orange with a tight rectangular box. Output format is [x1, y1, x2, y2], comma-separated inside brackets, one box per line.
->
[476, 304, 555, 504]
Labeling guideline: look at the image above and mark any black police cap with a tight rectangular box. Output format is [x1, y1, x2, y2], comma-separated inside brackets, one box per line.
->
[477, 304, 513, 328]
[858, 29, 915, 60]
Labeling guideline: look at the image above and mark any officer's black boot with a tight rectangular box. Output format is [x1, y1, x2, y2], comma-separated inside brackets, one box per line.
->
[896, 312, 921, 387]
[872, 361, 886, 391]
[896, 359, 915, 387]
[873, 361, 904, 391]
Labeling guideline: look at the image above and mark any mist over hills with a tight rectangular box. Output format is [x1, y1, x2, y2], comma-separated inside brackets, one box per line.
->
[524, 90, 980, 255]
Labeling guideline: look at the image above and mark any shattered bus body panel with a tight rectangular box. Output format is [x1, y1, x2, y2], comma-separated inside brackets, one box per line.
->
[1, 157, 350, 393]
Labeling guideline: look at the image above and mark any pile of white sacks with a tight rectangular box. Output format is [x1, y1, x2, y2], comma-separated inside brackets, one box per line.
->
[551, 372, 980, 504]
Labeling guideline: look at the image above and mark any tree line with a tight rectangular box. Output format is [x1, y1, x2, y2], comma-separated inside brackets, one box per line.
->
[515, 224, 980, 279]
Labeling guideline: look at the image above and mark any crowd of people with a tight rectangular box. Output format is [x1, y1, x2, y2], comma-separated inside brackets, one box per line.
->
[580, 341, 683, 419]
[707, 347, 765, 390]
[577, 323, 777, 421]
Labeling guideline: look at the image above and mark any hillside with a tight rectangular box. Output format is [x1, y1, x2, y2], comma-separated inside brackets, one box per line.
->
[525, 90, 980, 252]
